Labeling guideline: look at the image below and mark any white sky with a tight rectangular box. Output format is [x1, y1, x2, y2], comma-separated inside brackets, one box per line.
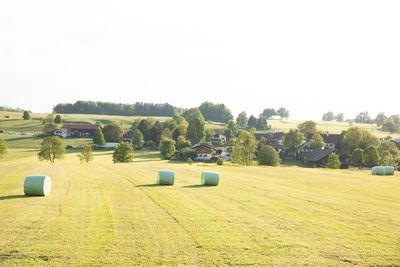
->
[0, 1, 399, 120]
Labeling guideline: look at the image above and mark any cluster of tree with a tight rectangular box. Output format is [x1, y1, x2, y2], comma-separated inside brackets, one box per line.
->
[235, 107, 289, 131]
[297, 121, 326, 149]
[235, 112, 268, 131]
[260, 107, 290, 120]
[53, 101, 177, 117]
[352, 112, 399, 131]
[40, 114, 63, 136]
[344, 127, 400, 169]
[354, 112, 372, 124]
[350, 142, 399, 168]
[198, 102, 233, 123]
[381, 114, 400, 133]
[231, 130, 280, 166]
[322, 112, 344, 122]
[0, 106, 25, 112]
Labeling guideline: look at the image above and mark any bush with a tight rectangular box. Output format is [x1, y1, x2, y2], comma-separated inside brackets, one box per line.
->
[179, 147, 197, 160]
[187, 158, 193, 165]
[217, 158, 224, 165]
[258, 145, 280, 166]
[326, 153, 341, 169]
[112, 142, 134, 163]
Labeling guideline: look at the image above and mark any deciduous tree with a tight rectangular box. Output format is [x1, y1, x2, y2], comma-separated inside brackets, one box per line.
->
[310, 133, 326, 149]
[38, 136, 65, 163]
[232, 131, 257, 165]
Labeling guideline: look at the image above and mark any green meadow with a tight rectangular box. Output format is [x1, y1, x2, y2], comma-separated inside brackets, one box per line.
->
[0, 147, 400, 266]
[1, 112, 400, 266]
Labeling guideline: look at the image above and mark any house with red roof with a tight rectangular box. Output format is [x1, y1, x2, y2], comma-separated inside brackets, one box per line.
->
[55, 124, 100, 138]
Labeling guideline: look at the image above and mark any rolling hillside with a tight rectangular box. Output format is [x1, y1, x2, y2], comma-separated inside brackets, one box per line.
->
[0, 150, 399, 266]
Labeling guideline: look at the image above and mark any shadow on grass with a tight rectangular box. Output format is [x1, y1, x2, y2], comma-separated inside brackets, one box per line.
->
[136, 184, 173, 187]
[0, 194, 30, 201]
[134, 151, 163, 162]
[280, 159, 306, 168]
[167, 160, 192, 165]
[182, 185, 215, 188]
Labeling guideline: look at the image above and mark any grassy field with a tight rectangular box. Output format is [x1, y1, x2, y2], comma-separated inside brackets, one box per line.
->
[0, 147, 400, 266]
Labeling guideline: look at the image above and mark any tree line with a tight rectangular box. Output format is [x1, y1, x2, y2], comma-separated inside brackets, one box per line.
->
[322, 111, 400, 133]
[53, 101, 178, 117]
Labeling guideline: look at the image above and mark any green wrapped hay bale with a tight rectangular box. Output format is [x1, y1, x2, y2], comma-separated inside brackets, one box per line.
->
[372, 166, 386, 176]
[157, 170, 175, 185]
[201, 171, 220, 186]
[384, 166, 395, 176]
[24, 175, 52, 196]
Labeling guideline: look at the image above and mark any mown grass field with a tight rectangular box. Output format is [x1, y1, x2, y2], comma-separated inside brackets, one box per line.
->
[1, 147, 400, 266]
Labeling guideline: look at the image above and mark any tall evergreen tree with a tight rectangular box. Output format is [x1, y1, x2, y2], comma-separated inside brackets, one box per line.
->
[93, 128, 106, 145]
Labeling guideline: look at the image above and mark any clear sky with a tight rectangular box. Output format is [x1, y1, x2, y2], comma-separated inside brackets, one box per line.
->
[0, 1, 399, 120]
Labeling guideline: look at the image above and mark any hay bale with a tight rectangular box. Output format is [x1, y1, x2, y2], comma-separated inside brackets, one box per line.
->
[157, 170, 175, 185]
[384, 166, 395, 176]
[24, 175, 52, 196]
[371, 166, 386, 176]
[201, 171, 220, 186]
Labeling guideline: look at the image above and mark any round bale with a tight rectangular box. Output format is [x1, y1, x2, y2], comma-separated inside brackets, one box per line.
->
[201, 171, 220, 186]
[157, 170, 175, 185]
[24, 175, 52, 196]
[384, 166, 395, 176]
[371, 166, 386, 176]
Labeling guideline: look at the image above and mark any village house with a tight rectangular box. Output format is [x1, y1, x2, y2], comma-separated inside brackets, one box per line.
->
[320, 132, 345, 153]
[254, 132, 284, 153]
[303, 148, 335, 167]
[191, 143, 215, 161]
[55, 124, 100, 138]
[391, 138, 400, 149]
[211, 134, 227, 145]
